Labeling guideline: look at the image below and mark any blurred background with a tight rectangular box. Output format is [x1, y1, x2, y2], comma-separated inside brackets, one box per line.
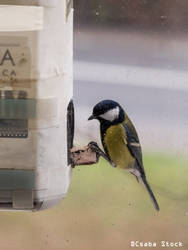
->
[74, 0, 188, 155]
[1, 1, 188, 250]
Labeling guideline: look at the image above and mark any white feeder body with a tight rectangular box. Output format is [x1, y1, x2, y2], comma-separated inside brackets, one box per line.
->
[0, 0, 73, 211]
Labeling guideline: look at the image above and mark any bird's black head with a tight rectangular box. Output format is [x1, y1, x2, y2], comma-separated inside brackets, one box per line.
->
[88, 100, 125, 125]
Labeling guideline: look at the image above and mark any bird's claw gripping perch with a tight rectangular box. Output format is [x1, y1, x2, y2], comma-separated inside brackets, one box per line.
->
[88, 142, 116, 167]
[70, 141, 115, 168]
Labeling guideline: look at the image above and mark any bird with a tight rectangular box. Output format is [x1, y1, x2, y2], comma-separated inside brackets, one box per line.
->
[88, 99, 160, 211]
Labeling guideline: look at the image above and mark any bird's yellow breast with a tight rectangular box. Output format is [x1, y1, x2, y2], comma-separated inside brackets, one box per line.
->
[104, 124, 135, 169]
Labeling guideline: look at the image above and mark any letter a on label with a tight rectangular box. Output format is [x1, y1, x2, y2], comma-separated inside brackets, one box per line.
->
[0, 49, 15, 66]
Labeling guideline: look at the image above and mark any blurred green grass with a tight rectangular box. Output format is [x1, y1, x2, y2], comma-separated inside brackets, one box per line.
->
[0, 153, 188, 250]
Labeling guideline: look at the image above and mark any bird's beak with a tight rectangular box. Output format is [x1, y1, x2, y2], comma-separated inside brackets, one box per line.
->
[88, 114, 95, 120]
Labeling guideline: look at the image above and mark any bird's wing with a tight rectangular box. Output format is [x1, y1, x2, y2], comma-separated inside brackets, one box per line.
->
[122, 121, 145, 176]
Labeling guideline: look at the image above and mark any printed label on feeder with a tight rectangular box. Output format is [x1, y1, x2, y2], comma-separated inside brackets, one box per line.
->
[0, 119, 28, 138]
[0, 37, 31, 88]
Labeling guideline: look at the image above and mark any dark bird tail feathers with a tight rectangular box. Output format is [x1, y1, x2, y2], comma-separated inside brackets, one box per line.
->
[140, 176, 160, 211]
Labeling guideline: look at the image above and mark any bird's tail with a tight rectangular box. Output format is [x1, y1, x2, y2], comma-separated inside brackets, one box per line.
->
[140, 176, 160, 211]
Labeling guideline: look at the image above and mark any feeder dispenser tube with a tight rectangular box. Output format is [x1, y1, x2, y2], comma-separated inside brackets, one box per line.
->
[0, 0, 73, 211]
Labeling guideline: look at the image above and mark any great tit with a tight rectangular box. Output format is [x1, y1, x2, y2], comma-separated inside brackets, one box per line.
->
[88, 100, 159, 211]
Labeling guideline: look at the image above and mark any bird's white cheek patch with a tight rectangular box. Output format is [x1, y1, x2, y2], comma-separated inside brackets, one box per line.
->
[100, 107, 120, 122]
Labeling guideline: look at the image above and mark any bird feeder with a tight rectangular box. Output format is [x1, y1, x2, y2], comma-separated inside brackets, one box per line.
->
[0, 0, 74, 211]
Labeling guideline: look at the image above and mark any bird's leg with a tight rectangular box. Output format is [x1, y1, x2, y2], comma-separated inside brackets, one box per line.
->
[88, 141, 116, 167]
[129, 168, 140, 182]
